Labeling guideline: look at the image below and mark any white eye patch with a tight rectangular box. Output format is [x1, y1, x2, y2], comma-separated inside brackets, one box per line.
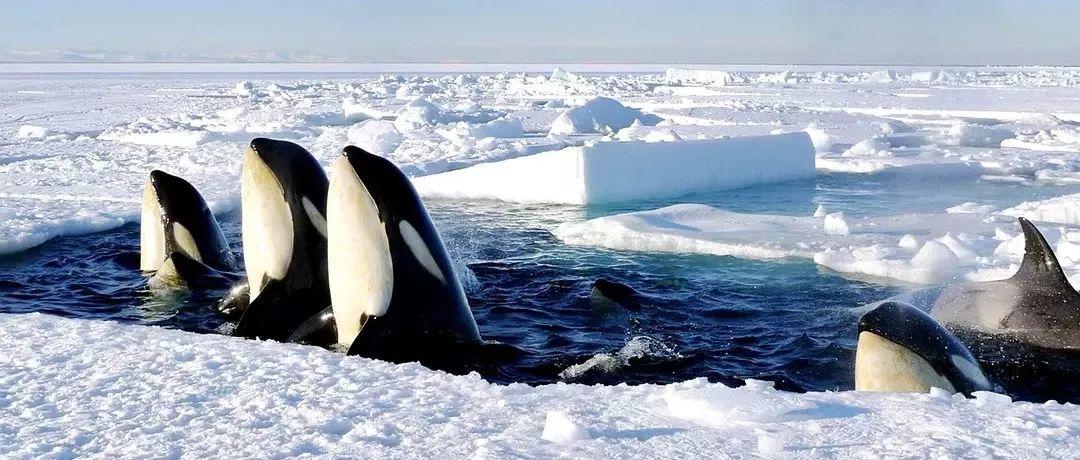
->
[399, 220, 446, 284]
[302, 196, 327, 238]
[171, 221, 203, 263]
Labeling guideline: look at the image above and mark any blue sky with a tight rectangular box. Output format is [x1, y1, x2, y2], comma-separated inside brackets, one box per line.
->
[2, 0, 1080, 64]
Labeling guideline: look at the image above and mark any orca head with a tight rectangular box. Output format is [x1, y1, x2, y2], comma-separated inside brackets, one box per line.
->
[590, 278, 645, 309]
[856, 301, 994, 395]
[241, 138, 328, 299]
[140, 169, 235, 273]
[327, 146, 459, 346]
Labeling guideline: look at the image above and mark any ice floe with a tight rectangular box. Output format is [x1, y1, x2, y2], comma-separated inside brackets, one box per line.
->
[555, 202, 1080, 285]
[413, 132, 814, 204]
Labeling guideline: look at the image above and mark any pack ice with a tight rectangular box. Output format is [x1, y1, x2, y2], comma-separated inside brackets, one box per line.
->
[555, 202, 1080, 285]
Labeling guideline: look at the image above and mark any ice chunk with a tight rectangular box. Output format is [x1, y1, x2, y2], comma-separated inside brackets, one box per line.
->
[413, 132, 814, 204]
[943, 123, 1014, 148]
[803, 125, 834, 152]
[664, 68, 735, 86]
[842, 136, 892, 157]
[1001, 193, 1080, 226]
[911, 240, 961, 272]
[947, 202, 995, 214]
[823, 212, 850, 236]
[813, 205, 828, 218]
[541, 411, 591, 443]
[642, 128, 681, 143]
[756, 430, 788, 457]
[549, 97, 662, 135]
[899, 234, 920, 251]
[17, 125, 47, 139]
[342, 96, 389, 122]
[972, 391, 1013, 407]
[394, 98, 443, 131]
[468, 117, 525, 139]
[347, 120, 403, 154]
[550, 66, 580, 82]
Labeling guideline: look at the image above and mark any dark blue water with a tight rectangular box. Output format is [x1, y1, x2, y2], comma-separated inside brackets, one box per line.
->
[0, 172, 1075, 394]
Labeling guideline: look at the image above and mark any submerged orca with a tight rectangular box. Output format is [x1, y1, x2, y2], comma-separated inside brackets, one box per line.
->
[590, 278, 648, 310]
[231, 138, 331, 341]
[855, 301, 994, 394]
[291, 145, 482, 359]
[930, 218, 1080, 349]
[140, 169, 239, 288]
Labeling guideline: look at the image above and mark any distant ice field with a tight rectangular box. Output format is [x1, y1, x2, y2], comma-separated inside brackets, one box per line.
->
[3, 66, 1080, 456]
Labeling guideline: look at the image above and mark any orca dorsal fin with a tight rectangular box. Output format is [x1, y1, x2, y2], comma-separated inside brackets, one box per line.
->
[1014, 217, 1070, 285]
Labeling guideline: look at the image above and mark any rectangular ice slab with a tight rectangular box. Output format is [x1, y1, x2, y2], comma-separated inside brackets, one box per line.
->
[412, 132, 815, 204]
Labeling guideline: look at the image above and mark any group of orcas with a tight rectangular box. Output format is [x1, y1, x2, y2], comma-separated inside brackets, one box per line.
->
[141, 138, 480, 361]
[140, 137, 1080, 397]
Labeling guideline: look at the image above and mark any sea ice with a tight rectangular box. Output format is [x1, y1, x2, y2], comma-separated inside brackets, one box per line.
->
[413, 132, 814, 204]
[1, 312, 1074, 458]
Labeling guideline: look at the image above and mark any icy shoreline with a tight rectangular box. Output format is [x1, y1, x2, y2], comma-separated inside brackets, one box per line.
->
[1, 312, 1076, 458]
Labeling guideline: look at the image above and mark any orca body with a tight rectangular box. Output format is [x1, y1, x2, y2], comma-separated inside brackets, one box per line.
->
[232, 138, 331, 341]
[321, 146, 481, 361]
[590, 278, 647, 310]
[855, 301, 994, 395]
[140, 169, 239, 288]
[929, 218, 1080, 349]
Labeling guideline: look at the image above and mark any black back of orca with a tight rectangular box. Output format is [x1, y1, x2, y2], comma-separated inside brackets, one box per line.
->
[930, 217, 1080, 348]
[233, 138, 331, 341]
[331, 146, 481, 361]
[591, 278, 647, 310]
[141, 169, 237, 275]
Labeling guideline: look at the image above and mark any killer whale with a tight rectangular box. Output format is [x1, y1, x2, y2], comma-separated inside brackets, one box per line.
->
[855, 301, 994, 394]
[929, 218, 1080, 349]
[590, 278, 648, 310]
[231, 138, 331, 341]
[140, 169, 239, 288]
[292, 145, 482, 360]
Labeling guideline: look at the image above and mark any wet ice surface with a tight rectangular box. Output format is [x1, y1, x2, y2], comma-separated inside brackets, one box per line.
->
[4, 66, 1080, 456]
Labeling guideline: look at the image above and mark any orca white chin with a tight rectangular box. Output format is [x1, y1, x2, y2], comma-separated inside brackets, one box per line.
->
[140, 179, 167, 271]
[855, 331, 955, 393]
[241, 147, 294, 300]
[327, 155, 393, 347]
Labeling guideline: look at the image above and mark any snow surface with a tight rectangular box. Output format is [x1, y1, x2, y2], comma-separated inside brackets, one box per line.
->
[413, 133, 814, 204]
[1, 312, 1077, 458]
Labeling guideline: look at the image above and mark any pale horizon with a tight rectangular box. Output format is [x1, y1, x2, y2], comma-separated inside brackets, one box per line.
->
[4, 1, 1080, 66]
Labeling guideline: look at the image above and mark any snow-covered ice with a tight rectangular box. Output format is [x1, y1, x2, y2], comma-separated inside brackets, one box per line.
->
[554, 203, 1080, 285]
[413, 132, 814, 204]
[1, 312, 1076, 458]
[7, 66, 1080, 253]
